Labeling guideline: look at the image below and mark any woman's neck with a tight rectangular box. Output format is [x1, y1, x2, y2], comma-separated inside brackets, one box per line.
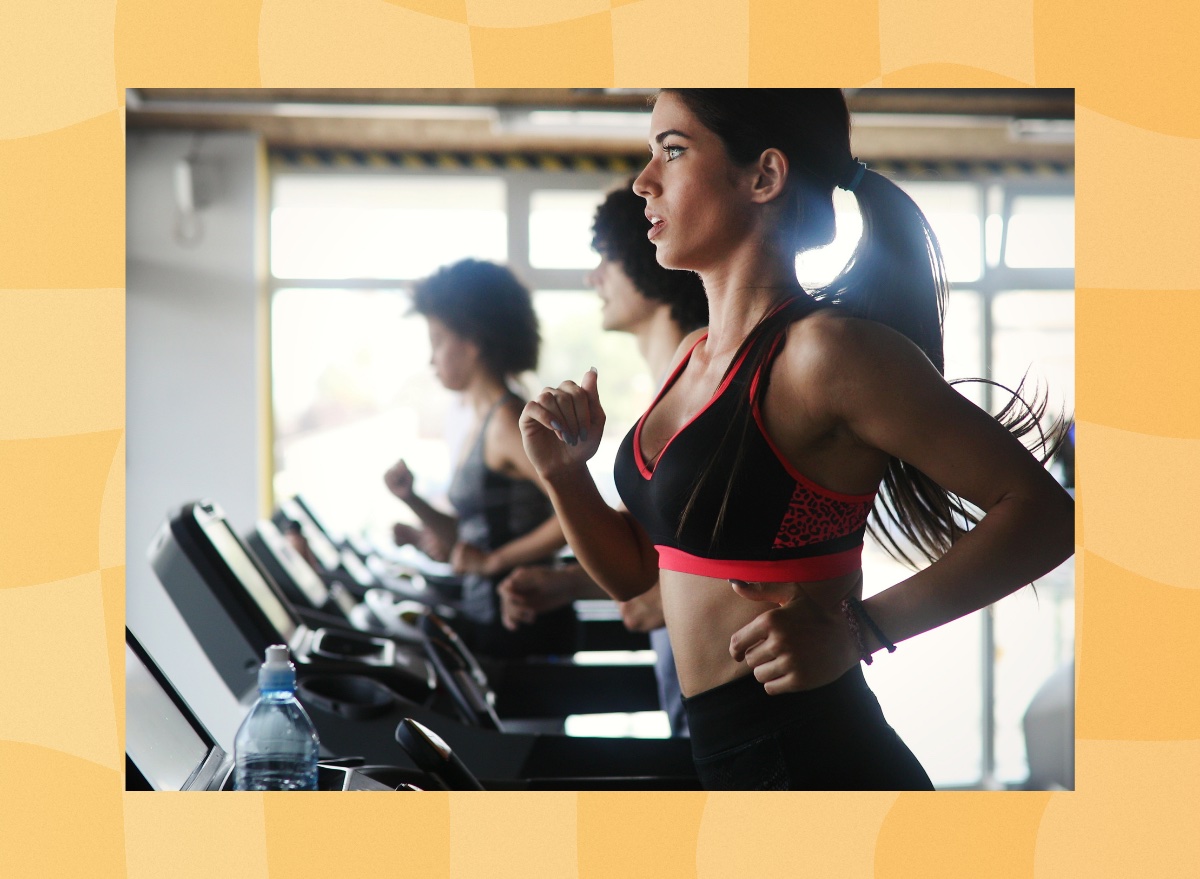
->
[462, 373, 509, 417]
[696, 238, 800, 359]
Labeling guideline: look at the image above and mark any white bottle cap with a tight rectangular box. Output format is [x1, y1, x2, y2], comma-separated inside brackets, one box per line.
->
[264, 645, 290, 667]
[259, 644, 296, 691]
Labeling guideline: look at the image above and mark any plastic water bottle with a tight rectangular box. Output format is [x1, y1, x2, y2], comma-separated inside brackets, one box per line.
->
[234, 645, 320, 791]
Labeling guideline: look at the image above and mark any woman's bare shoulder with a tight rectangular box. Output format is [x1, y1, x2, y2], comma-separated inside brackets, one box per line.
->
[488, 394, 526, 439]
[786, 307, 928, 376]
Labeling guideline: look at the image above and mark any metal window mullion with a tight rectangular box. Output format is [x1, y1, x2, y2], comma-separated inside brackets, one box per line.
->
[269, 277, 414, 291]
[506, 175, 533, 286]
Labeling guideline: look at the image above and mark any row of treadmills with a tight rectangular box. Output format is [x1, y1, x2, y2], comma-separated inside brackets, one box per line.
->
[127, 496, 702, 791]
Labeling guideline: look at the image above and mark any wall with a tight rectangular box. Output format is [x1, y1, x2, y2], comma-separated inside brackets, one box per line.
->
[126, 130, 265, 748]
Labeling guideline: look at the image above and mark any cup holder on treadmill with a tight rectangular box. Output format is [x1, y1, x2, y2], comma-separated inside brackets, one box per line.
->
[297, 675, 397, 721]
[310, 629, 390, 661]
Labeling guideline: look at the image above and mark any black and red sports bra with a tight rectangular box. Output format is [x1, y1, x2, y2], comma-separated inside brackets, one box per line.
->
[614, 304, 877, 583]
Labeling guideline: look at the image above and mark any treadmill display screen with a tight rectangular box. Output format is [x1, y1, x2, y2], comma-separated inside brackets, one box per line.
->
[200, 516, 299, 642]
[259, 521, 330, 609]
[280, 498, 342, 572]
[126, 643, 213, 791]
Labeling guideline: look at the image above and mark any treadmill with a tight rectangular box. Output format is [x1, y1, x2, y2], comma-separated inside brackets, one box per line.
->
[125, 627, 421, 791]
[286, 493, 651, 652]
[148, 500, 436, 704]
[147, 500, 698, 787]
[274, 495, 465, 617]
[254, 501, 662, 720]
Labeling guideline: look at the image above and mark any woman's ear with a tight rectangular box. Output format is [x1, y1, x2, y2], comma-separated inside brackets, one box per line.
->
[749, 147, 789, 204]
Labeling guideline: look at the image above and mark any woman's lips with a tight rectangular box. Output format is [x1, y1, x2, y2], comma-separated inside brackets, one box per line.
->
[646, 214, 664, 241]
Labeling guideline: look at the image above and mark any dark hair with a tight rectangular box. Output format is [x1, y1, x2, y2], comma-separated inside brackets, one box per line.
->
[592, 180, 709, 332]
[663, 89, 945, 370]
[411, 259, 539, 379]
[663, 89, 1066, 567]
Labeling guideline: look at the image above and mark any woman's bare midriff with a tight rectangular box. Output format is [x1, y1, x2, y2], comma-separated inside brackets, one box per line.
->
[659, 567, 863, 697]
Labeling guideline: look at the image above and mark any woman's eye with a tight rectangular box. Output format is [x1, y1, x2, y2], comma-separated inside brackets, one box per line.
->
[663, 144, 685, 161]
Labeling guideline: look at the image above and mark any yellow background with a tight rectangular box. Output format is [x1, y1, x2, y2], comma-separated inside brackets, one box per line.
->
[1, 0, 1195, 875]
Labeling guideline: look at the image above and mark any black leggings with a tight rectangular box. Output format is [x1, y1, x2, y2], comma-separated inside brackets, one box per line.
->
[683, 666, 934, 791]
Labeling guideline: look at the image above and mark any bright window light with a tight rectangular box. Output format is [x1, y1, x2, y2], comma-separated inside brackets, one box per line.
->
[861, 544, 983, 787]
[899, 182, 983, 283]
[992, 290, 1075, 415]
[797, 183, 983, 287]
[270, 287, 458, 544]
[271, 175, 507, 280]
[944, 289, 985, 407]
[795, 189, 861, 288]
[529, 189, 606, 270]
[993, 557, 1075, 785]
[1005, 195, 1074, 268]
[564, 711, 671, 739]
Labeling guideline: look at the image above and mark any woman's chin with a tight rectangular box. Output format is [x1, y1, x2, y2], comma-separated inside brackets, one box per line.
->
[654, 252, 679, 271]
[654, 247, 690, 273]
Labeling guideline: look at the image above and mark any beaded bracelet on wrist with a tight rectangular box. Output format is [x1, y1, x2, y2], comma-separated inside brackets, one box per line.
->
[839, 598, 873, 665]
[846, 595, 897, 654]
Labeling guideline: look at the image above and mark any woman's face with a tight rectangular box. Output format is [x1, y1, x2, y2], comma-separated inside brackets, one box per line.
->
[587, 255, 657, 333]
[426, 316, 480, 392]
[632, 91, 755, 274]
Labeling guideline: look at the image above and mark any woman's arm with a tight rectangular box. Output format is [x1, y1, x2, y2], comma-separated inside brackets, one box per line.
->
[445, 400, 567, 576]
[826, 318, 1074, 643]
[383, 459, 459, 558]
[731, 316, 1073, 691]
[498, 563, 609, 630]
[519, 368, 660, 600]
[450, 513, 565, 577]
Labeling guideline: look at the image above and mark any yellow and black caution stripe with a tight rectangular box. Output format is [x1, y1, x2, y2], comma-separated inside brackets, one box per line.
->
[270, 148, 1072, 181]
[875, 159, 1072, 180]
[270, 148, 643, 175]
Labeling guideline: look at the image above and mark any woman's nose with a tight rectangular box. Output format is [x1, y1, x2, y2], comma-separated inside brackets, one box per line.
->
[632, 161, 656, 198]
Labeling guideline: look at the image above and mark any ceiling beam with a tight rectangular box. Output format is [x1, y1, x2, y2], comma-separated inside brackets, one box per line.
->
[126, 89, 1074, 163]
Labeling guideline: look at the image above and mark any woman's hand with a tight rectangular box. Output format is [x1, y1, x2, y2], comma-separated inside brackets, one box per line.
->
[446, 542, 496, 576]
[520, 367, 604, 482]
[728, 579, 862, 695]
[383, 458, 416, 502]
[497, 566, 577, 630]
[392, 522, 452, 562]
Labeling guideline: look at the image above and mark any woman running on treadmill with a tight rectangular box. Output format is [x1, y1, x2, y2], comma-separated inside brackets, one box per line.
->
[518, 89, 1074, 789]
[384, 259, 571, 659]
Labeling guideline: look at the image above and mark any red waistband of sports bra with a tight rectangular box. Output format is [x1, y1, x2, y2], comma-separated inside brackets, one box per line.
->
[654, 545, 863, 583]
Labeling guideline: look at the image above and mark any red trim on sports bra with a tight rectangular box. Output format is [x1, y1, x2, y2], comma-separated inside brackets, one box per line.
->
[655, 544, 864, 583]
[633, 335, 752, 480]
[747, 334, 877, 504]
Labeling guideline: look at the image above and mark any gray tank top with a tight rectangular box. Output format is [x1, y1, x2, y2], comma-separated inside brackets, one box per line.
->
[447, 394, 554, 623]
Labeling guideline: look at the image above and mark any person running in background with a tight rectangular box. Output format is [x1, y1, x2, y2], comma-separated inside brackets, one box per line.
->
[384, 258, 573, 659]
[499, 181, 708, 736]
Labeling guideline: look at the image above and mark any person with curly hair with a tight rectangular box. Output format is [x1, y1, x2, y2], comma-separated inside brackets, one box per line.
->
[499, 180, 708, 735]
[384, 258, 573, 659]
